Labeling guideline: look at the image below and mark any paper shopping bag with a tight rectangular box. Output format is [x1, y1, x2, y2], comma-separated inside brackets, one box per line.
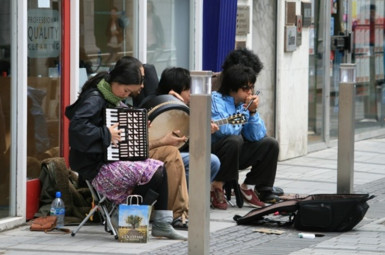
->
[118, 195, 152, 243]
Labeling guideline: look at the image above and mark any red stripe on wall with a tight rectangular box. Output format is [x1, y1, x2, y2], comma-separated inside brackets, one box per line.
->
[61, 0, 70, 166]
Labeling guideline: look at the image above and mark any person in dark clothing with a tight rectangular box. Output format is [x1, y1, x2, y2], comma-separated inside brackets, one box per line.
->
[65, 57, 186, 240]
[211, 49, 281, 207]
[114, 56, 190, 229]
[157, 67, 225, 209]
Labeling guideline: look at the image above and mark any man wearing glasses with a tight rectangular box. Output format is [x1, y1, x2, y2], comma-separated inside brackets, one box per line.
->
[210, 49, 280, 208]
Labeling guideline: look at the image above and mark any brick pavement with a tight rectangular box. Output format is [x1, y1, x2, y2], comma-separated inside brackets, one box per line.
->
[142, 176, 385, 255]
[0, 137, 384, 255]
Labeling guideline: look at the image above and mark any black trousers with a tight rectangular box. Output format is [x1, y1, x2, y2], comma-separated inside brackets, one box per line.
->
[211, 135, 279, 190]
[133, 166, 168, 210]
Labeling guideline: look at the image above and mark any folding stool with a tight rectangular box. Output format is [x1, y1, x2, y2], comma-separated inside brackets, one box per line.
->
[71, 180, 118, 239]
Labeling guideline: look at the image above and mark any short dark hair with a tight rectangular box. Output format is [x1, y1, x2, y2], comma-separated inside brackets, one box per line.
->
[222, 48, 263, 76]
[157, 67, 191, 95]
[112, 56, 143, 84]
[218, 64, 256, 95]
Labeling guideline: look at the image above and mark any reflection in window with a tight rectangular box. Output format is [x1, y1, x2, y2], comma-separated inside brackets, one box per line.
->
[80, 0, 135, 76]
[27, 1, 61, 180]
[352, 1, 385, 128]
[79, 0, 190, 85]
[0, 0, 11, 218]
[146, 0, 190, 75]
[308, 0, 326, 143]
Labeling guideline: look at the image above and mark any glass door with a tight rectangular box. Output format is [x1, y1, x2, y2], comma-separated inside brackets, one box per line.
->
[27, 1, 62, 178]
[146, 0, 190, 74]
[308, 0, 385, 149]
[79, 0, 191, 83]
[352, 0, 385, 129]
[0, 0, 11, 218]
[308, 0, 329, 144]
[79, 0, 136, 76]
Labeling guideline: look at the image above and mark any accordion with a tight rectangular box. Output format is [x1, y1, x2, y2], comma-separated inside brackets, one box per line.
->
[104, 107, 149, 161]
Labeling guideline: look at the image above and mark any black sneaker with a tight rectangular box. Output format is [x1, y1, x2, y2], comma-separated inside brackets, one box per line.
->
[272, 186, 284, 196]
[255, 186, 284, 196]
[257, 191, 280, 204]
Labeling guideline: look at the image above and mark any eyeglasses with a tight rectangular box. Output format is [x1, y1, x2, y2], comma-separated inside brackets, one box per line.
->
[139, 75, 145, 84]
[241, 84, 255, 92]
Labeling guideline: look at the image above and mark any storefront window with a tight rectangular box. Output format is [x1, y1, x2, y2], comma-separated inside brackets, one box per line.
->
[79, 0, 136, 77]
[146, 0, 190, 75]
[309, 0, 385, 146]
[0, 0, 11, 218]
[27, 1, 61, 176]
[308, 0, 327, 143]
[79, 0, 190, 83]
[352, 0, 385, 129]
[329, 0, 345, 140]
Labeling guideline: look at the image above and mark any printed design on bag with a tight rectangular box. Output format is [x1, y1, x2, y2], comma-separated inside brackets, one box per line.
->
[118, 206, 150, 243]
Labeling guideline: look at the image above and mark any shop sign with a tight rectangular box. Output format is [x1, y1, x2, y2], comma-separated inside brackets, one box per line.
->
[301, 2, 312, 27]
[236, 5, 250, 36]
[28, 9, 60, 58]
[285, 26, 297, 52]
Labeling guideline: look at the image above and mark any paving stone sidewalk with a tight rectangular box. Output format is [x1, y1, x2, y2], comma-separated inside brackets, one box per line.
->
[0, 137, 384, 255]
[143, 176, 385, 255]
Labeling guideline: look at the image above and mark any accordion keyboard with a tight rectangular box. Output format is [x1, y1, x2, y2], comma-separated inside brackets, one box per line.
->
[105, 108, 148, 161]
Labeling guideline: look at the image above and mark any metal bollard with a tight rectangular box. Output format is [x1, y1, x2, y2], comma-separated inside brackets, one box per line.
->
[337, 64, 356, 194]
[188, 71, 212, 255]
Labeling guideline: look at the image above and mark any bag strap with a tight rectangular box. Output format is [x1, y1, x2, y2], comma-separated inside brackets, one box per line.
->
[366, 195, 376, 201]
[44, 227, 71, 234]
[126, 195, 143, 205]
[234, 198, 302, 225]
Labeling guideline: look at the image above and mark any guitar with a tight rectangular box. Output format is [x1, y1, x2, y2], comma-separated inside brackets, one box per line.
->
[213, 113, 247, 126]
[172, 113, 246, 150]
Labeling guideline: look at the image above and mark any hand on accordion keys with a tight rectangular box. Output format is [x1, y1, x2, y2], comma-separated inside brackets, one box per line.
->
[108, 122, 122, 146]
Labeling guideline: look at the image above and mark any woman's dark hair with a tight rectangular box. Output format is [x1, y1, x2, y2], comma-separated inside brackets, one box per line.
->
[222, 48, 263, 76]
[115, 56, 142, 68]
[157, 67, 191, 95]
[218, 64, 256, 96]
[80, 57, 143, 95]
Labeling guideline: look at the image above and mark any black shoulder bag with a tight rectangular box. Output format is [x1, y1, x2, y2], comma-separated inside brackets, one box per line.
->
[234, 193, 375, 232]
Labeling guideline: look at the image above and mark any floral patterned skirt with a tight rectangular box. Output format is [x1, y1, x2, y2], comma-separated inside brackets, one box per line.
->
[92, 158, 163, 204]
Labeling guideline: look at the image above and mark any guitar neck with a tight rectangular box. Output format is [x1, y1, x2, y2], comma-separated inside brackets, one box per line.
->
[213, 118, 228, 126]
[213, 113, 246, 126]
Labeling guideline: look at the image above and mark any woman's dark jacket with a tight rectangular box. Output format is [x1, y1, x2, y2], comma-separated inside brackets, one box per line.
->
[65, 89, 111, 180]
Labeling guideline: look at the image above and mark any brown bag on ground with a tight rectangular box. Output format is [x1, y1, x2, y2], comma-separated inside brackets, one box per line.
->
[30, 216, 57, 231]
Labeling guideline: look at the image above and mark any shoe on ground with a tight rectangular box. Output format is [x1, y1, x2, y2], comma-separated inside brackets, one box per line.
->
[258, 191, 280, 204]
[255, 186, 284, 196]
[240, 187, 265, 208]
[171, 217, 188, 230]
[210, 188, 228, 210]
[272, 186, 284, 196]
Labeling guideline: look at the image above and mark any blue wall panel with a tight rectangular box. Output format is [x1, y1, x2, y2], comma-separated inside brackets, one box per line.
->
[203, 0, 237, 72]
